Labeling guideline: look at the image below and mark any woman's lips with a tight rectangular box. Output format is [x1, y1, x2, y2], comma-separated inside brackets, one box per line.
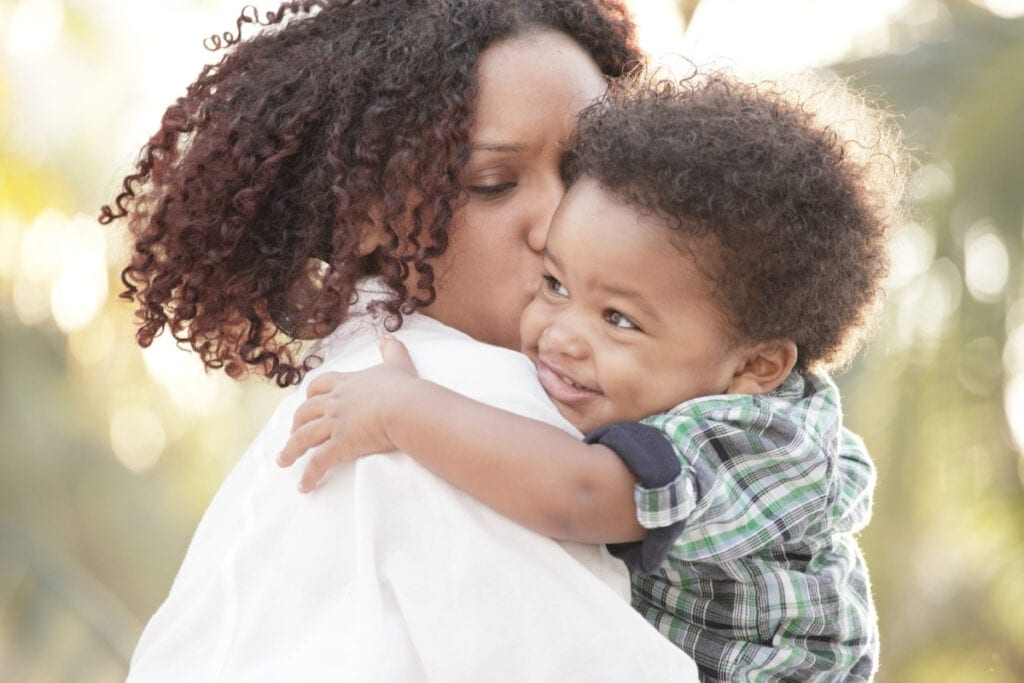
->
[536, 361, 599, 406]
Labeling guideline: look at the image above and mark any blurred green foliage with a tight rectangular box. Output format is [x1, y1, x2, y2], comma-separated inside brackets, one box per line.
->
[833, 2, 1024, 680]
[1, 1, 1021, 681]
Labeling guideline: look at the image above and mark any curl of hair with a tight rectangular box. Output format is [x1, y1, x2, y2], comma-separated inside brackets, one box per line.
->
[565, 68, 909, 372]
[100, 0, 642, 386]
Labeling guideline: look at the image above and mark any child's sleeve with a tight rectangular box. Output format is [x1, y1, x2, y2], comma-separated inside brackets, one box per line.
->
[586, 405, 831, 575]
[584, 422, 689, 574]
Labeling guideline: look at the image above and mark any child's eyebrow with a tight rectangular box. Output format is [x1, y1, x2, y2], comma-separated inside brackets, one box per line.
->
[594, 283, 659, 319]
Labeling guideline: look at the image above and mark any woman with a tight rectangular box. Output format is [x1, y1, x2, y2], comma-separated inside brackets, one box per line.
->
[103, 1, 698, 680]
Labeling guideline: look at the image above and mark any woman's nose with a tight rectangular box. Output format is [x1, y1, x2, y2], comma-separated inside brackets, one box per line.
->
[526, 174, 565, 253]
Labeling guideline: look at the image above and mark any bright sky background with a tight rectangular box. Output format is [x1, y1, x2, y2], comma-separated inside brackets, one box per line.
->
[631, 0, 1024, 74]
[631, 0, 910, 72]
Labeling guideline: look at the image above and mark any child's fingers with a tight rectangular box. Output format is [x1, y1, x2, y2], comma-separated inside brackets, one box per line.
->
[291, 395, 327, 434]
[306, 371, 347, 398]
[297, 442, 349, 493]
[298, 458, 328, 493]
[277, 418, 332, 468]
[379, 336, 417, 375]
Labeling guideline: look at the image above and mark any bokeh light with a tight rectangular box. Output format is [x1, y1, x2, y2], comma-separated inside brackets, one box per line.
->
[964, 219, 1010, 302]
[109, 405, 166, 473]
[141, 333, 242, 416]
[977, 0, 1024, 16]
[51, 215, 110, 333]
[5, 0, 64, 60]
[888, 221, 937, 290]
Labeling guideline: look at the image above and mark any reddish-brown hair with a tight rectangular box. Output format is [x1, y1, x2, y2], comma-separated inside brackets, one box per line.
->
[101, 0, 641, 386]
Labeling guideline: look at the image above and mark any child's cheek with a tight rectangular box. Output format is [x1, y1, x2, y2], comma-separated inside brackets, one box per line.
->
[518, 295, 548, 360]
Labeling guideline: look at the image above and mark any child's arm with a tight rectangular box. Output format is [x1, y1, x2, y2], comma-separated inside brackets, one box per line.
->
[278, 336, 644, 544]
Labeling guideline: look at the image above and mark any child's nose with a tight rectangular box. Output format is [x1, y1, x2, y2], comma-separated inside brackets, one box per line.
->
[542, 315, 588, 360]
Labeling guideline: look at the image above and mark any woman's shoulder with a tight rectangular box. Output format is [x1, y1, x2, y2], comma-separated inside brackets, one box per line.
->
[310, 309, 576, 432]
[311, 308, 527, 373]
[401, 316, 534, 376]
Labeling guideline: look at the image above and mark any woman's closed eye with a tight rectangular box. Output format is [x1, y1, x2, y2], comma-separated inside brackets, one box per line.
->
[542, 274, 568, 298]
[604, 309, 640, 331]
[466, 181, 516, 197]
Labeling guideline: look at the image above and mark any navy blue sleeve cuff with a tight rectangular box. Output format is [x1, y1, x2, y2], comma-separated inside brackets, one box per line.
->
[584, 422, 687, 575]
[584, 422, 681, 486]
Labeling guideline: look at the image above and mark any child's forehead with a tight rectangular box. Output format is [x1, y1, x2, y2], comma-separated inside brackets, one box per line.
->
[556, 179, 718, 267]
[550, 179, 720, 299]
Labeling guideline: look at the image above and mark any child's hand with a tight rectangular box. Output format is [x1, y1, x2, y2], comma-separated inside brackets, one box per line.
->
[277, 336, 419, 492]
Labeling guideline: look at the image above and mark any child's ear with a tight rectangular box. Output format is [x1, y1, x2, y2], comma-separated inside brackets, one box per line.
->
[726, 339, 798, 395]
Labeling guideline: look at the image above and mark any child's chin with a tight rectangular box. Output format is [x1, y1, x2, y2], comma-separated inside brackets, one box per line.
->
[572, 409, 651, 435]
[550, 402, 595, 434]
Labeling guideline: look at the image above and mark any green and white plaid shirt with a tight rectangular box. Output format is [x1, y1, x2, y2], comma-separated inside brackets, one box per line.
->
[587, 371, 877, 682]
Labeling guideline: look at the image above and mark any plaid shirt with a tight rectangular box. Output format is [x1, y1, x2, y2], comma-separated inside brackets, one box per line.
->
[587, 371, 878, 682]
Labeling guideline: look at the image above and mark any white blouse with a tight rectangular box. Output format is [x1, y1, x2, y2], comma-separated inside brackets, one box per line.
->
[127, 286, 698, 682]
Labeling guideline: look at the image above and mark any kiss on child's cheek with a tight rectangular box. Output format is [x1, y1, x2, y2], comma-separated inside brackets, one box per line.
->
[519, 178, 748, 434]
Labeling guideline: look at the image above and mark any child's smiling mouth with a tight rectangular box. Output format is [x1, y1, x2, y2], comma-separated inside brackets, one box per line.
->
[535, 360, 601, 407]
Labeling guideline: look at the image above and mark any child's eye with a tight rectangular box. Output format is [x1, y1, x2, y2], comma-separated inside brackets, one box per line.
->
[466, 182, 516, 197]
[605, 310, 639, 330]
[543, 274, 568, 298]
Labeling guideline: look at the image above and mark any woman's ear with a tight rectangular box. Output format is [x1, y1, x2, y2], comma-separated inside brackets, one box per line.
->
[358, 227, 388, 256]
[726, 339, 798, 395]
[358, 206, 389, 256]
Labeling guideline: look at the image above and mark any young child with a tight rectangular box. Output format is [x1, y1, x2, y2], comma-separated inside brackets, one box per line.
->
[278, 70, 906, 681]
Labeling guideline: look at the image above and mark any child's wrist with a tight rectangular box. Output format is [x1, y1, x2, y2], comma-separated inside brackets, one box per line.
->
[380, 374, 428, 446]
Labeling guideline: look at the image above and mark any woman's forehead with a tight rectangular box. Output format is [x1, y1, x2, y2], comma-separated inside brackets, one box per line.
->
[472, 31, 606, 148]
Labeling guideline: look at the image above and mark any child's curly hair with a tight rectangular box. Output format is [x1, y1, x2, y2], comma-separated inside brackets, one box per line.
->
[565, 69, 908, 372]
[100, 0, 641, 387]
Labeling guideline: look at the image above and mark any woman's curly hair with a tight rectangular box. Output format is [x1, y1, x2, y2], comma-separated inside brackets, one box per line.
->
[565, 69, 909, 372]
[100, 0, 641, 386]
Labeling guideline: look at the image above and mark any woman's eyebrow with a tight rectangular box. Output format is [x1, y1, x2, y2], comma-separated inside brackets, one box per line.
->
[471, 141, 528, 153]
